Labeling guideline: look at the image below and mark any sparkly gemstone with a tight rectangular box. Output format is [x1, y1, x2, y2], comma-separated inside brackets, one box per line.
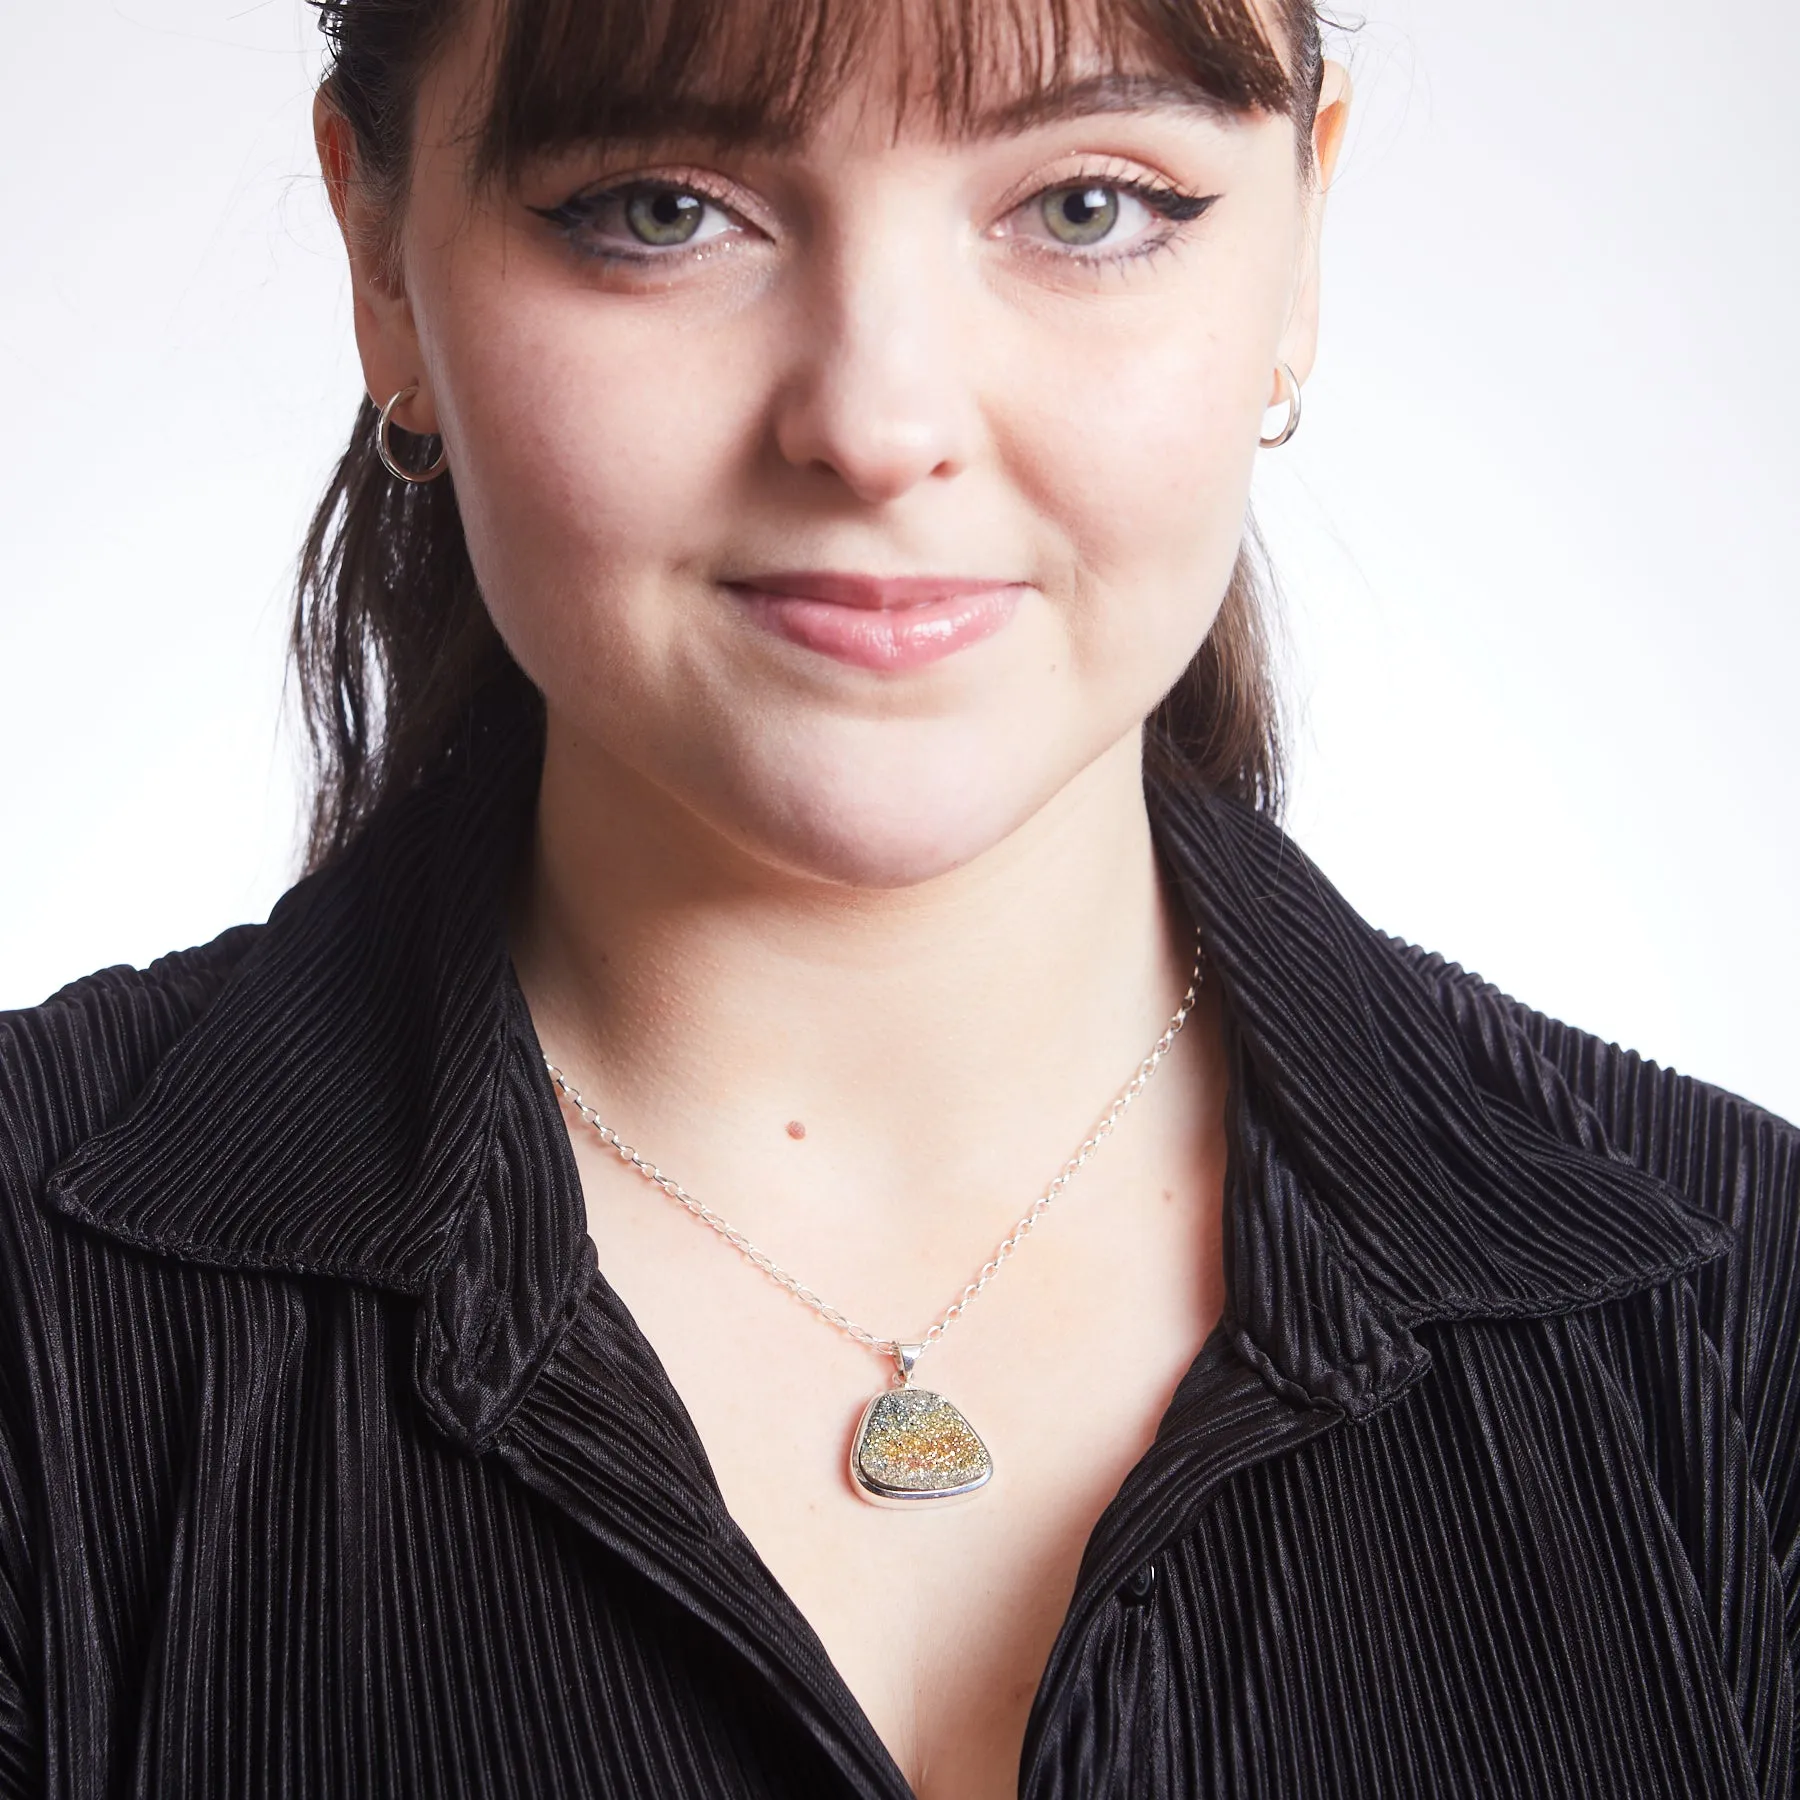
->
[849, 1387, 993, 1505]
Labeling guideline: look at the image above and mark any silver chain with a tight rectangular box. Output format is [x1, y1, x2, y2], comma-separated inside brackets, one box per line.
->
[544, 926, 1204, 1372]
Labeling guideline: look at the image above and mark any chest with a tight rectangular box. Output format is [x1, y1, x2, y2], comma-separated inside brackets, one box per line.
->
[571, 1137, 1229, 1798]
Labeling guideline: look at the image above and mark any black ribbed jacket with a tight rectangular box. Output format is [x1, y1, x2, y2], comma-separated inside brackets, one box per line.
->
[3, 717, 1798, 1798]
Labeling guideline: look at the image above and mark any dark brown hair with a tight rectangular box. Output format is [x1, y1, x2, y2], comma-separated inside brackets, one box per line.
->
[296, 0, 1326, 869]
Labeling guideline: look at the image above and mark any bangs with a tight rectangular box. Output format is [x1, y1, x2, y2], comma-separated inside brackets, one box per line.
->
[468, 0, 1311, 182]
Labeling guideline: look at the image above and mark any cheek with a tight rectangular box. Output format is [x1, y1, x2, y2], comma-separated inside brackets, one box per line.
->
[1000, 288, 1273, 687]
[412, 245, 757, 679]
[1038, 333, 1257, 545]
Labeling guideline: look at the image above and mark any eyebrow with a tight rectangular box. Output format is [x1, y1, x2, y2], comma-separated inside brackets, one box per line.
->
[963, 71, 1249, 138]
[536, 70, 1247, 162]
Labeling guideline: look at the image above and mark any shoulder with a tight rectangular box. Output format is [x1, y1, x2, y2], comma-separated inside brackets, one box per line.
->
[1390, 936, 1798, 1226]
[1389, 937, 1800, 1412]
[0, 926, 266, 1239]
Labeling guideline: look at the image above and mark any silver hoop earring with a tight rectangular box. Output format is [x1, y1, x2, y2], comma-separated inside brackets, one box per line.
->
[376, 384, 449, 484]
[1259, 364, 1302, 449]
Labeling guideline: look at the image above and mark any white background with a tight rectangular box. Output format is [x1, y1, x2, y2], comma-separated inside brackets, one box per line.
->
[3, 2, 1796, 1120]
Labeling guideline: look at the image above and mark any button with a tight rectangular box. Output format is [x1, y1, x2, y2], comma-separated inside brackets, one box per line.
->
[1121, 1560, 1158, 1605]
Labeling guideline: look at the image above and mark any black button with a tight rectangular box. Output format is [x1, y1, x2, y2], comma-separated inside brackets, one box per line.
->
[1121, 1560, 1158, 1605]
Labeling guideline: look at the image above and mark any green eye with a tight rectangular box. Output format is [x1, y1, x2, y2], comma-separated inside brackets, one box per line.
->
[624, 188, 706, 247]
[1041, 185, 1120, 247]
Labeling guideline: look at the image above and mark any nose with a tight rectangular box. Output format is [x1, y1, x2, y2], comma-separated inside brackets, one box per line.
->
[768, 219, 979, 505]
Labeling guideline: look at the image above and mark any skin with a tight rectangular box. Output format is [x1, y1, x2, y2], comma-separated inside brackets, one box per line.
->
[320, 6, 1350, 1792]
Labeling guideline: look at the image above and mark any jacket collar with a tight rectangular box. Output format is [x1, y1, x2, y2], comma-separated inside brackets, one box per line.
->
[44, 707, 1730, 1443]
[1143, 765, 1729, 1415]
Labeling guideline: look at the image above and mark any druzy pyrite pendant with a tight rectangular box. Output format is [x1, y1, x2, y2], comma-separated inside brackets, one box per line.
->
[849, 1343, 993, 1507]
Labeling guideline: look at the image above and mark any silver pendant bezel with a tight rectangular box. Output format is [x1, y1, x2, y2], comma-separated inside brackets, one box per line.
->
[847, 1387, 994, 1508]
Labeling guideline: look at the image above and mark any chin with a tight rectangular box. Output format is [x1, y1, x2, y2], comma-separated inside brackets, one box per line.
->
[704, 742, 1058, 891]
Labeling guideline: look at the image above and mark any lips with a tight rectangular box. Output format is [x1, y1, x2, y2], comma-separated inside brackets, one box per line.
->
[731, 571, 1020, 611]
[724, 571, 1026, 671]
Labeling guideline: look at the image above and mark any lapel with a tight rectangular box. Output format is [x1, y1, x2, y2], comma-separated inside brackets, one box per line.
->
[1144, 761, 1730, 1419]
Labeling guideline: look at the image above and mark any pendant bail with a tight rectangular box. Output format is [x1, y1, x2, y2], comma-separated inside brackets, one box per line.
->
[891, 1341, 924, 1388]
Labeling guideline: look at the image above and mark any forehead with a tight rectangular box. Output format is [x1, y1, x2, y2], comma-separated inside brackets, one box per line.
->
[457, 0, 1298, 179]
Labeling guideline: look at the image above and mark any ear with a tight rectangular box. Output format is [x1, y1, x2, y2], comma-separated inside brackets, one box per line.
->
[1273, 58, 1353, 400]
[313, 90, 440, 436]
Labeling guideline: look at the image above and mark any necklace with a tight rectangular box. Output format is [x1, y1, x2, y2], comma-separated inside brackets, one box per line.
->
[544, 925, 1204, 1509]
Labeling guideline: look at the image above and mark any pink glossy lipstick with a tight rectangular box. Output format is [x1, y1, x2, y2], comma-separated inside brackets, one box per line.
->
[725, 571, 1025, 671]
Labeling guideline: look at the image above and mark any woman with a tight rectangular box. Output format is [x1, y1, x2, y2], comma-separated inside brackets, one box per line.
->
[2, 0, 1794, 1794]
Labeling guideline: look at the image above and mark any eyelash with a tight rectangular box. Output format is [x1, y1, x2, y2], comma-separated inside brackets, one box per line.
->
[529, 166, 1219, 274]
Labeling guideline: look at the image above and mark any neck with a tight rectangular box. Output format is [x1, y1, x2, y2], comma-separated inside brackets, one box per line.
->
[510, 724, 1203, 1222]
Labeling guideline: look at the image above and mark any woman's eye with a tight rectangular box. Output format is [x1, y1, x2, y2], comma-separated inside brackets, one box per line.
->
[530, 181, 741, 263]
[1007, 178, 1217, 261]
[623, 188, 711, 247]
[1042, 185, 1129, 247]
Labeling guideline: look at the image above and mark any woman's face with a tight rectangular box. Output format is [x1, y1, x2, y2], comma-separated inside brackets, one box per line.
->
[327, 2, 1349, 887]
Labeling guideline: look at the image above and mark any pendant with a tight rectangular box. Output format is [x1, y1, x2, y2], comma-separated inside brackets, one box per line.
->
[848, 1343, 993, 1507]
